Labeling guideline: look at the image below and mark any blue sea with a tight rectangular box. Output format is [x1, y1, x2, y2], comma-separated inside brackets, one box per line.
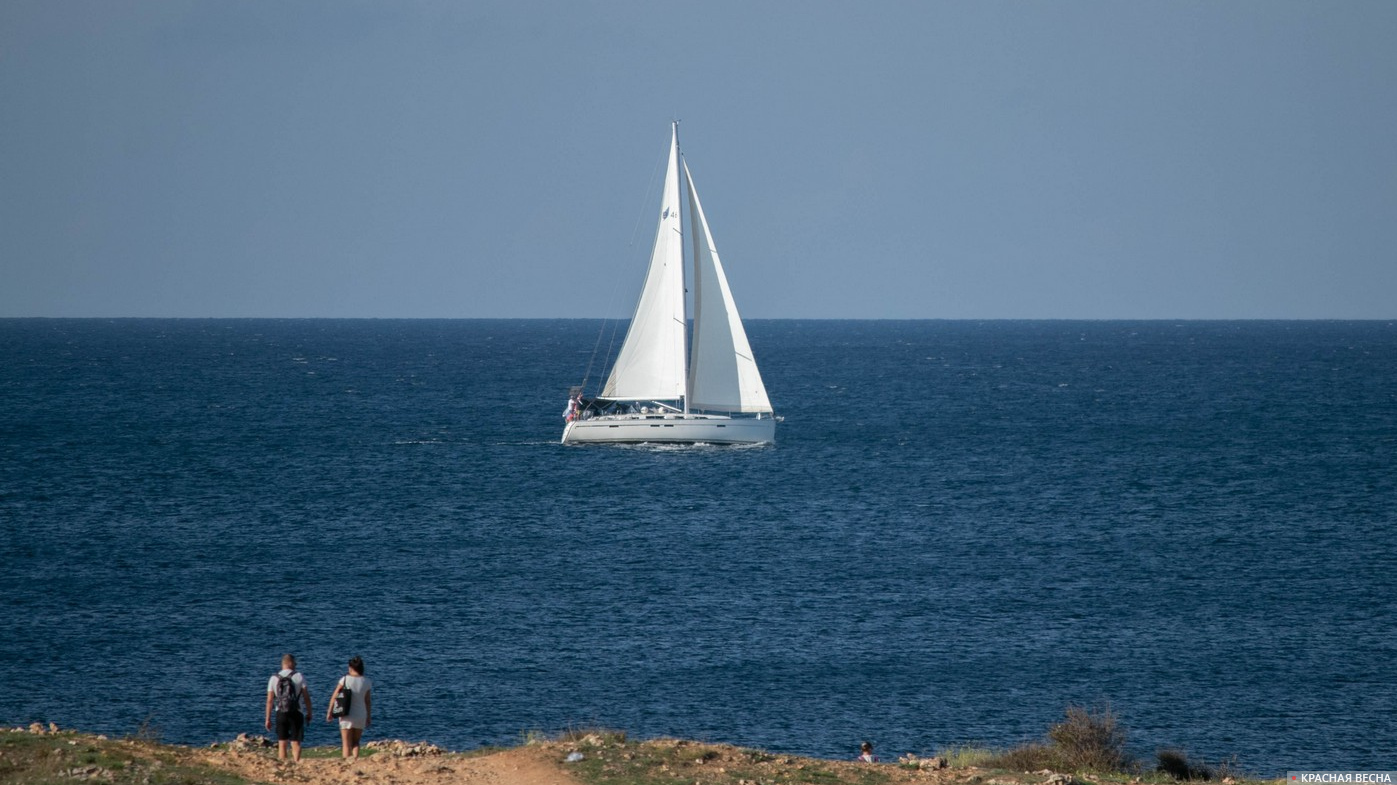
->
[1, 319, 1394, 774]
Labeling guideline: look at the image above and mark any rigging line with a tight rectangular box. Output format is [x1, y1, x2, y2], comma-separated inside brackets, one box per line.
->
[600, 316, 623, 392]
[628, 134, 668, 249]
[580, 295, 628, 395]
[578, 312, 609, 395]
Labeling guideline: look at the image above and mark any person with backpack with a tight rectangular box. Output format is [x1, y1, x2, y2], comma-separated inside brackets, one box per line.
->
[324, 656, 373, 759]
[264, 653, 313, 762]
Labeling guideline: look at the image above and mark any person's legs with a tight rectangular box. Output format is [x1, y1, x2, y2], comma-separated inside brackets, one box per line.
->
[348, 727, 364, 759]
[275, 712, 291, 761]
[288, 712, 305, 762]
[340, 726, 353, 758]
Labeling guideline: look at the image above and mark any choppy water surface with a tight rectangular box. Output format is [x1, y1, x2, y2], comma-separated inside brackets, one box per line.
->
[2, 319, 1394, 773]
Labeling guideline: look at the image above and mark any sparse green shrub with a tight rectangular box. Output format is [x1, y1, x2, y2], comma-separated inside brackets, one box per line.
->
[985, 741, 1066, 771]
[1045, 705, 1135, 773]
[127, 715, 162, 745]
[675, 746, 721, 763]
[558, 726, 628, 745]
[1213, 755, 1247, 781]
[1157, 748, 1212, 780]
[934, 745, 996, 768]
[981, 705, 1136, 774]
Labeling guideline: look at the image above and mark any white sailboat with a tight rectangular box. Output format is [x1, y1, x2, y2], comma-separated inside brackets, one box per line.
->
[562, 123, 776, 445]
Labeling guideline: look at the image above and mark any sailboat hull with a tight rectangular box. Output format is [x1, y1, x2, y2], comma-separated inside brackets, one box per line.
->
[562, 414, 774, 445]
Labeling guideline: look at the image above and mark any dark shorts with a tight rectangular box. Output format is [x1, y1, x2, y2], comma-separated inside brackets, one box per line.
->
[275, 710, 304, 742]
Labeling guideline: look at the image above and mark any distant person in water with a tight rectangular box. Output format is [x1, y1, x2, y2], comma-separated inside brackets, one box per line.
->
[857, 741, 877, 763]
[265, 654, 312, 762]
[326, 656, 373, 759]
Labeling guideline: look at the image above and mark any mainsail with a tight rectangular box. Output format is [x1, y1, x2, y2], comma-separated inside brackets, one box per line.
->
[601, 125, 687, 401]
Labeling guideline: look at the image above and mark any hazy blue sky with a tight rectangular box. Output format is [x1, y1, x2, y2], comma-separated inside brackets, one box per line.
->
[3, 1, 1394, 318]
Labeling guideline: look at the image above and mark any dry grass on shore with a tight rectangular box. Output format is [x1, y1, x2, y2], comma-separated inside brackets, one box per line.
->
[0, 717, 1276, 785]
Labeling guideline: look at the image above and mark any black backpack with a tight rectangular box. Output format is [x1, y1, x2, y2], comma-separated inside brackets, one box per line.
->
[273, 671, 301, 714]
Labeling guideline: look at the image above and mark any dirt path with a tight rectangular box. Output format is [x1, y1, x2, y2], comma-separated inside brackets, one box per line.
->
[197, 744, 587, 785]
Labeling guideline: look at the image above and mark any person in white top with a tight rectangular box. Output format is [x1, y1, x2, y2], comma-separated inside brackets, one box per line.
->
[264, 654, 313, 762]
[326, 656, 373, 759]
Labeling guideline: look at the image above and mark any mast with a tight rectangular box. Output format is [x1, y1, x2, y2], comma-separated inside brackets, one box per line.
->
[676, 120, 691, 416]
